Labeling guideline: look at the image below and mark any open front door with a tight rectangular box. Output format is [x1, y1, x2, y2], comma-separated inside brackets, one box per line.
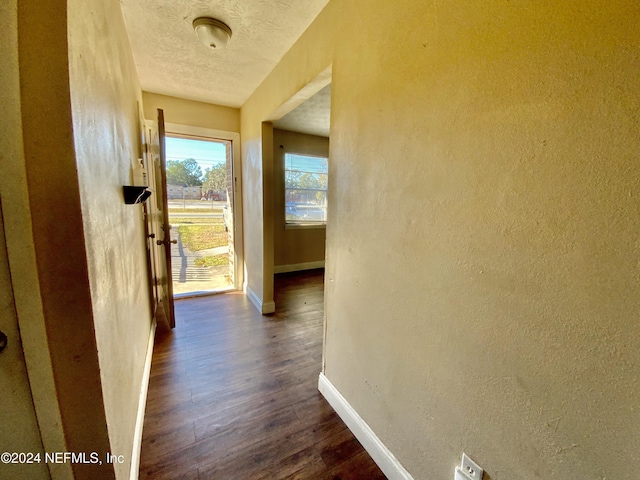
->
[147, 109, 176, 328]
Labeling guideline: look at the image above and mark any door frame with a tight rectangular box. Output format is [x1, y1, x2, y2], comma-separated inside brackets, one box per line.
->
[164, 122, 244, 292]
[156, 109, 176, 327]
[142, 111, 177, 328]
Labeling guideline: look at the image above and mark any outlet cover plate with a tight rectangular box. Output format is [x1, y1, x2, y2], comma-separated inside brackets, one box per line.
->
[460, 453, 483, 480]
[455, 467, 471, 480]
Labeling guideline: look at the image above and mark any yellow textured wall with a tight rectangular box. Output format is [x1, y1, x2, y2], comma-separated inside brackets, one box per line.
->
[6, 0, 151, 477]
[142, 92, 240, 133]
[1, 2, 73, 478]
[273, 129, 328, 268]
[243, 0, 640, 478]
[1, 14, 54, 476]
[10, 0, 117, 478]
[67, 0, 153, 477]
[0, 204, 48, 480]
[0, 59, 48, 472]
[0, 6, 47, 476]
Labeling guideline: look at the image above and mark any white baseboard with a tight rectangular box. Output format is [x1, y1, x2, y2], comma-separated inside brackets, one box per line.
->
[262, 300, 276, 314]
[318, 373, 414, 480]
[246, 285, 276, 314]
[273, 260, 325, 274]
[245, 285, 261, 311]
[129, 321, 157, 480]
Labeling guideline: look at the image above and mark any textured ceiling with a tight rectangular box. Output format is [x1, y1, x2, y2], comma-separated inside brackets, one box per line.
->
[119, 0, 330, 108]
[273, 84, 331, 138]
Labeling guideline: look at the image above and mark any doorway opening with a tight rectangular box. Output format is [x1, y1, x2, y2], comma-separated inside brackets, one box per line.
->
[270, 79, 331, 280]
[165, 134, 235, 296]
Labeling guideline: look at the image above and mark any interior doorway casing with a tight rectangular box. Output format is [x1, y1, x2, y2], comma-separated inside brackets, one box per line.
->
[164, 122, 244, 292]
[261, 65, 332, 314]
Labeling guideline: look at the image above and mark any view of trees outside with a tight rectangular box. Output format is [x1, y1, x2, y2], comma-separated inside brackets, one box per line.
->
[202, 163, 226, 192]
[165, 136, 227, 187]
[166, 158, 227, 192]
[166, 158, 203, 186]
[284, 154, 328, 223]
[165, 136, 233, 294]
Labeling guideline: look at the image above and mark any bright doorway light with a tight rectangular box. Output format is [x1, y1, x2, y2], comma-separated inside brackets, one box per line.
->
[165, 136, 234, 296]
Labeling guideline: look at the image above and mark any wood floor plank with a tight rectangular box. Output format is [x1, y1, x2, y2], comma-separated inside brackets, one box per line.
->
[316, 428, 367, 470]
[139, 422, 195, 463]
[316, 450, 389, 480]
[270, 445, 327, 479]
[139, 269, 386, 479]
[197, 421, 348, 479]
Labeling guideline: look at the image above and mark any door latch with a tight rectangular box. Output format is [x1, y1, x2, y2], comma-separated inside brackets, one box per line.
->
[156, 238, 177, 246]
[0, 331, 7, 353]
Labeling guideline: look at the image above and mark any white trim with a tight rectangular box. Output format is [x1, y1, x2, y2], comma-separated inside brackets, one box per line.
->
[164, 122, 237, 143]
[262, 300, 276, 315]
[318, 373, 414, 480]
[245, 286, 276, 314]
[129, 321, 157, 480]
[246, 286, 262, 312]
[273, 261, 325, 274]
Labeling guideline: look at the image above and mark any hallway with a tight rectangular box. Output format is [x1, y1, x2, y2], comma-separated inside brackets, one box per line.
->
[139, 270, 386, 479]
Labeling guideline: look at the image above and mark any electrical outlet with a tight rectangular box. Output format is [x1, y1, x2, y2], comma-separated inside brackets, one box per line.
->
[455, 453, 483, 480]
[455, 468, 470, 480]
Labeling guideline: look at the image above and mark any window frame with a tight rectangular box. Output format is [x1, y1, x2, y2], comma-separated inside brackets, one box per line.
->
[283, 152, 328, 227]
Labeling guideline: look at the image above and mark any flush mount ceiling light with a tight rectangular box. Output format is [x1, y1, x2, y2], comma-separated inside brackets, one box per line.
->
[193, 17, 232, 50]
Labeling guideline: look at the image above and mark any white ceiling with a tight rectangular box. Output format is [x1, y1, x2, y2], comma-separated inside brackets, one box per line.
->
[119, 0, 330, 108]
[273, 84, 331, 138]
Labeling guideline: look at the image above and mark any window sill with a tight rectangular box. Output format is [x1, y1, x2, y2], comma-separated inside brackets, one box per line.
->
[285, 223, 326, 230]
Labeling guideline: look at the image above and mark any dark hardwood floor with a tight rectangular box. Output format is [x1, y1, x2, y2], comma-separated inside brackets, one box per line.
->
[139, 269, 386, 480]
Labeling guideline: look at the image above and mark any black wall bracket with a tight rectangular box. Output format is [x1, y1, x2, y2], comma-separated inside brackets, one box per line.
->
[123, 186, 152, 204]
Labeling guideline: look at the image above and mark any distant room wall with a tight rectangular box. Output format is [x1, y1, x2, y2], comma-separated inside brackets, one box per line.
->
[273, 128, 328, 271]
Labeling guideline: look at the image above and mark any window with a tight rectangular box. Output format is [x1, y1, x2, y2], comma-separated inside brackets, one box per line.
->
[284, 153, 328, 225]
